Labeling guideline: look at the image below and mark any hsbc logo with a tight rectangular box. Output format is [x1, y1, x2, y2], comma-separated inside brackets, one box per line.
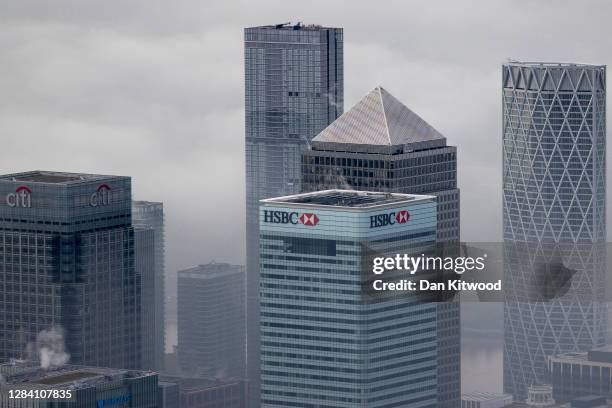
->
[299, 213, 319, 226]
[90, 183, 111, 207]
[370, 209, 410, 228]
[263, 210, 319, 227]
[395, 210, 410, 223]
[6, 186, 32, 208]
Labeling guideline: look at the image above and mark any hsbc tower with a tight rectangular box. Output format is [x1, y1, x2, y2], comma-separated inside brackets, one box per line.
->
[259, 189, 439, 407]
[0, 171, 141, 369]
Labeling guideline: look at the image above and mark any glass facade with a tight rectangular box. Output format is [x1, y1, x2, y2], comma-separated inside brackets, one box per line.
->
[244, 23, 343, 405]
[259, 191, 439, 407]
[0, 171, 141, 369]
[133, 201, 166, 371]
[302, 86, 461, 406]
[0, 362, 160, 408]
[502, 63, 607, 400]
[177, 263, 246, 379]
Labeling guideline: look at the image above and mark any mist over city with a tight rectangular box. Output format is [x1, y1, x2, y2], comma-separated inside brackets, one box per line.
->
[0, 1, 611, 407]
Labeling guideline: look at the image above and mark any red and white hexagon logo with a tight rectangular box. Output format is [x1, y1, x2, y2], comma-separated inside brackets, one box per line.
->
[299, 213, 319, 226]
[395, 210, 410, 224]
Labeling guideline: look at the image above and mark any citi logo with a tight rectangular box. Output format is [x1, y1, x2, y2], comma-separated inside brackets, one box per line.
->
[90, 183, 111, 207]
[263, 210, 319, 227]
[6, 186, 32, 208]
[370, 209, 410, 228]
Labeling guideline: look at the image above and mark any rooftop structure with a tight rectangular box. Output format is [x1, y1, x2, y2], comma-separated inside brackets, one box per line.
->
[0, 361, 152, 389]
[462, 392, 514, 408]
[311, 86, 446, 154]
[261, 189, 430, 209]
[159, 376, 247, 408]
[506, 60, 606, 68]
[0, 170, 124, 185]
[247, 22, 326, 30]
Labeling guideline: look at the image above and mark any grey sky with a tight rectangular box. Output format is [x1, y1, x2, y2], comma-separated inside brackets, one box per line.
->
[1, 0, 611, 277]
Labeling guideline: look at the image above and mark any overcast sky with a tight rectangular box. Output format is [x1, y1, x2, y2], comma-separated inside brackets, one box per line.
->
[2, 0, 612, 276]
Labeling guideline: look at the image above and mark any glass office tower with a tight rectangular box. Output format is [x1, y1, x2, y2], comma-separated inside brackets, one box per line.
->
[502, 62, 607, 400]
[302, 86, 460, 406]
[259, 190, 439, 407]
[133, 201, 166, 371]
[245, 22, 343, 405]
[0, 171, 141, 369]
[177, 262, 246, 379]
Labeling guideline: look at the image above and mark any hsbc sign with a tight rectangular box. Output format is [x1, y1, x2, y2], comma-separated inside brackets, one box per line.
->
[263, 210, 319, 227]
[370, 210, 410, 228]
[6, 186, 32, 208]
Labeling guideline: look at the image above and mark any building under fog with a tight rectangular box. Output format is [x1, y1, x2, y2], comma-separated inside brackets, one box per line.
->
[244, 22, 344, 405]
[133, 201, 166, 371]
[502, 62, 607, 400]
[0, 171, 141, 369]
[177, 262, 245, 379]
[302, 86, 461, 406]
[259, 190, 439, 407]
[0, 361, 159, 408]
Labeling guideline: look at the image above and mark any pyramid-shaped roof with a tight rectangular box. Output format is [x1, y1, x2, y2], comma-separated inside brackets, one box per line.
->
[312, 86, 445, 153]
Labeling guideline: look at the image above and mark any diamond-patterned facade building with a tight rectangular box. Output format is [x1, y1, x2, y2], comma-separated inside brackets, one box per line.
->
[502, 62, 607, 400]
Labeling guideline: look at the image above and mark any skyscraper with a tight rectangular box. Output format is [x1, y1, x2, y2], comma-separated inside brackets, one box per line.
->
[133, 201, 166, 371]
[244, 22, 343, 404]
[177, 262, 245, 379]
[302, 86, 461, 406]
[0, 171, 141, 369]
[502, 62, 607, 399]
[259, 190, 439, 407]
[134, 226, 156, 371]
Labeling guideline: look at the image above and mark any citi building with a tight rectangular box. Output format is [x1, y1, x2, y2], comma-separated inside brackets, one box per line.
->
[0, 171, 141, 369]
[259, 190, 439, 407]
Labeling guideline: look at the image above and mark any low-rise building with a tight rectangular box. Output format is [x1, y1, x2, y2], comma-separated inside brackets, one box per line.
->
[0, 361, 159, 407]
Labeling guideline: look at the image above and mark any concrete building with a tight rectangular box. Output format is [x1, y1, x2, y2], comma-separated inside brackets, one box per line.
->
[502, 62, 607, 400]
[177, 262, 245, 379]
[244, 22, 343, 405]
[0, 171, 141, 369]
[133, 201, 166, 371]
[302, 86, 461, 406]
[259, 189, 438, 407]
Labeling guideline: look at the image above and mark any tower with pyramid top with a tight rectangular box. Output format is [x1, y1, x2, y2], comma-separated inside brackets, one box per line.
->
[303, 86, 461, 407]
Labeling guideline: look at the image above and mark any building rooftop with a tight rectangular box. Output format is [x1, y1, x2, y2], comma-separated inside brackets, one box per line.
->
[159, 375, 244, 392]
[0, 171, 125, 185]
[312, 86, 445, 154]
[247, 22, 328, 31]
[505, 60, 605, 69]
[178, 262, 244, 280]
[0, 361, 151, 389]
[462, 391, 513, 402]
[550, 346, 612, 365]
[261, 189, 432, 210]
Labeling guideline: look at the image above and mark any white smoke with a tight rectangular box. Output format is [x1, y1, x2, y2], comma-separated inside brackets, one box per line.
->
[26, 327, 70, 369]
